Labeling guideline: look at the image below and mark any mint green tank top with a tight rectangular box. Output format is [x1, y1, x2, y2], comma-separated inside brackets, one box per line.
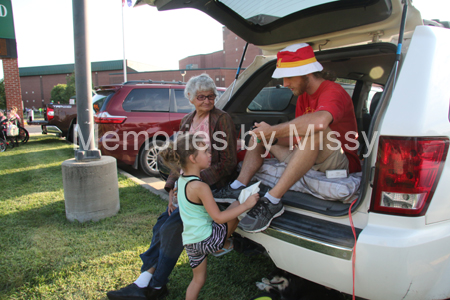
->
[177, 175, 213, 245]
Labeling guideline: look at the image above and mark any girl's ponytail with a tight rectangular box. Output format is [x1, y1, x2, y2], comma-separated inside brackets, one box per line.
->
[158, 133, 205, 176]
[159, 142, 182, 176]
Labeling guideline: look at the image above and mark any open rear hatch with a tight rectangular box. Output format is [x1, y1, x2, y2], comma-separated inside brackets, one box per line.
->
[137, 0, 422, 52]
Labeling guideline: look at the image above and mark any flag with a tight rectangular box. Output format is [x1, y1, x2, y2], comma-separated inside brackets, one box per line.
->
[123, 0, 132, 6]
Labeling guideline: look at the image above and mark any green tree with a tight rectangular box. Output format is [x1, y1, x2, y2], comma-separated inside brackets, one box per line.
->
[49, 73, 77, 104]
[0, 79, 5, 110]
[65, 73, 76, 101]
[50, 84, 68, 104]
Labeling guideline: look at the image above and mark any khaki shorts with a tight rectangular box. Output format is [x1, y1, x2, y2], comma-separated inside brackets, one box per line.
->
[274, 146, 349, 173]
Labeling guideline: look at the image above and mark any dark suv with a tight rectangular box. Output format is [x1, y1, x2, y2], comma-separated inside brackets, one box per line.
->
[95, 80, 224, 176]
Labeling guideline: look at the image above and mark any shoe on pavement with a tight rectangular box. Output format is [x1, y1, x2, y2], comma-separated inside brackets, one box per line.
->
[212, 184, 244, 203]
[239, 197, 284, 233]
[147, 285, 169, 300]
[106, 283, 148, 300]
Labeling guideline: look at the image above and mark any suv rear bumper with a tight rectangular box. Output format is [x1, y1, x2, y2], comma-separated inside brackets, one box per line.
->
[238, 213, 450, 299]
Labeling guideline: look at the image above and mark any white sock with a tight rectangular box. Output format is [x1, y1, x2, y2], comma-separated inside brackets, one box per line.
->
[230, 180, 246, 189]
[264, 192, 281, 205]
[134, 271, 152, 288]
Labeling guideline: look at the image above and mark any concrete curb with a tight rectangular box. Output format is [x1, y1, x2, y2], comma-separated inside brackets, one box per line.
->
[118, 169, 169, 201]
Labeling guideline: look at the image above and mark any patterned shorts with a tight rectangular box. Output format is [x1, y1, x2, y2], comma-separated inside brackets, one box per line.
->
[185, 222, 228, 268]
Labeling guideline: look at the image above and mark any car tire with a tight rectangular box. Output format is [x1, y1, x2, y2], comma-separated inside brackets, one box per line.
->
[67, 122, 75, 144]
[139, 139, 166, 177]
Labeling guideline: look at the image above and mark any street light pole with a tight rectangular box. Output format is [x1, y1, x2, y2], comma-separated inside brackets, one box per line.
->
[72, 0, 100, 160]
[61, 0, 120, 223]
[121, 0, 127, 83]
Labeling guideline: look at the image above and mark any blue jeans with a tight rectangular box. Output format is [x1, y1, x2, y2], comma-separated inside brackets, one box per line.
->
[139, 207, 184, 288]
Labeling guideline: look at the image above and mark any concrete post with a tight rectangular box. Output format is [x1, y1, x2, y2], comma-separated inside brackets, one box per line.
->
[62, 0, 120, 222]
[62, 156, 120, 222]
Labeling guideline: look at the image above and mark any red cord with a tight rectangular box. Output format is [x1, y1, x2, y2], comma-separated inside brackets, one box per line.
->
[348, 199, 358, 300]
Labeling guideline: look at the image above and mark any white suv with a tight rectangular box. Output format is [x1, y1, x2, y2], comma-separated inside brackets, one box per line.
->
[142, 1, 450, 299]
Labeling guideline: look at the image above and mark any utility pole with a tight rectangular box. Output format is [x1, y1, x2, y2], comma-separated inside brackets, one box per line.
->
[61, 0, 120, 223]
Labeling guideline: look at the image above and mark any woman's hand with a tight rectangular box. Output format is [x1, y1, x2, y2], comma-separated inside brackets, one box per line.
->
[168, 187, 178, 216]
[244, 193, 260, 210]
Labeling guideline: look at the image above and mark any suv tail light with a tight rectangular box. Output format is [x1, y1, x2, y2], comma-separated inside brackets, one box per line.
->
[47, 107, 54, 121]
[94, 111, 127, 124]
[370, 136, 449, 216]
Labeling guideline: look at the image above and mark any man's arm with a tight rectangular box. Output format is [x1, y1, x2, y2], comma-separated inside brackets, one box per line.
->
[253, 110, 333, 140]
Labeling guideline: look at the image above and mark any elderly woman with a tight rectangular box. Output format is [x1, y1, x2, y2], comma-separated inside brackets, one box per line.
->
[107, 74, 237, 300]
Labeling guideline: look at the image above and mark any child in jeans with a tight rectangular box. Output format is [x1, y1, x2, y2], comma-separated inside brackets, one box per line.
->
[159, 134, 258, 300]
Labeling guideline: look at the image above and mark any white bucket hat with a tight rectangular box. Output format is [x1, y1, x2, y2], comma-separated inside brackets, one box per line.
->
[272, 43, 323, 78]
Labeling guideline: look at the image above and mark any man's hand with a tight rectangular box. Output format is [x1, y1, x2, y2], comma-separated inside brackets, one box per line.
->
[168, 186, 178, 216]
[251, 121, 273, 141]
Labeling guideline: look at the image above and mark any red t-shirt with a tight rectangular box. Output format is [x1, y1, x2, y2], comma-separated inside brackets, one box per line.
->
[295, 80, 361, 173]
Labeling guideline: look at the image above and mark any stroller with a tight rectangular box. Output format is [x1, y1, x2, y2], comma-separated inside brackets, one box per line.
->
[0, 118, 19, 151]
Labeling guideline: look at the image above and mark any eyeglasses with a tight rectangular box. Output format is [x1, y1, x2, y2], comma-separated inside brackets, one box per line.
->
[196, 94, 216, 101]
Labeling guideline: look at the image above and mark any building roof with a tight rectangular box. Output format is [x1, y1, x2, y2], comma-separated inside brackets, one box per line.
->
[19, 60, 126, 77]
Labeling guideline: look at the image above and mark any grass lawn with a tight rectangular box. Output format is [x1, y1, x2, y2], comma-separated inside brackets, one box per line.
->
[0, 135, 275, 300]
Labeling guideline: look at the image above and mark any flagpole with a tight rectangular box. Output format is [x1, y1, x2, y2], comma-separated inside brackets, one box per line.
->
[121, 0, 127, 83]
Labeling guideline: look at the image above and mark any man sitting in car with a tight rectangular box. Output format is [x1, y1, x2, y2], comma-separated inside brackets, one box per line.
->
[213, 43, 361, 233]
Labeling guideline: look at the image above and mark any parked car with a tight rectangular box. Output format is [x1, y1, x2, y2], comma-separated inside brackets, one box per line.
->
[28, 92, 100, 143]
[94, 80, 225, 176]
[144, 0, 450, 299]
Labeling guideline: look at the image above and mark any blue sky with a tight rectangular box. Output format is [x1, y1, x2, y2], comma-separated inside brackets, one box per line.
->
[1, 0, 450, 80]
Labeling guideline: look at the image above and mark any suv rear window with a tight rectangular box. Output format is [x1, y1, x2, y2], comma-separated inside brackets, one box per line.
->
[219, 0, 338, 25]
[123, 88, 170, 112]
[248, 80, 292, 111]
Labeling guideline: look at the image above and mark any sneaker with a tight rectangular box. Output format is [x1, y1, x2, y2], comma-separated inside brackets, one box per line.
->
[239, 197, 284, 233]
[106, 283, 148, 300]
[212, 184, 244, 203]
[147, 285, 169, 300]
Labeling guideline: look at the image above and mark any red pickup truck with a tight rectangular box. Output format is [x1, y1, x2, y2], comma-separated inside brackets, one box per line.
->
[28, 103, 78, 143]
[28, 92, 105, 143]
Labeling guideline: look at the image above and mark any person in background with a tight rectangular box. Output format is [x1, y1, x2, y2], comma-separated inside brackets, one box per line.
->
[0, 110, 6, 122]
[5, 110, 20, 147]
[10, 106, 21, 126]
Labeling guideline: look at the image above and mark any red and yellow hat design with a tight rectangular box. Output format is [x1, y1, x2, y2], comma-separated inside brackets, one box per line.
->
[272, 43, 323, 78]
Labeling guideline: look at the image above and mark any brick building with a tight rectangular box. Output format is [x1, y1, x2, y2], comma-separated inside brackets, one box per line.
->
[3, 57, 23, 119]
[17, 28, 262, 109]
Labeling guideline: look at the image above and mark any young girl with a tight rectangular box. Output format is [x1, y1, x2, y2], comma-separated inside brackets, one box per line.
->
[160, 134, 259, 300]
[10, 106, 21, 125]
